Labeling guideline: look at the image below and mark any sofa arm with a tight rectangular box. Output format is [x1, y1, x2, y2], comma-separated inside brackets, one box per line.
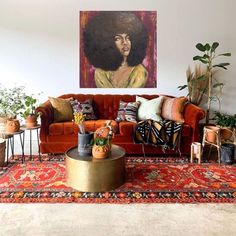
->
[36, 101, 54, 142]
[183, 103, 205, 142]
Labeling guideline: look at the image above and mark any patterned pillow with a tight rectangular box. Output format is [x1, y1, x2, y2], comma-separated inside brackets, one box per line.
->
[116, 101, 140, 123]
[70, 99, 97, 120]
[161, 96, 188, 123]
[136, 96, 164, 122]
[48, 96, 73, 122]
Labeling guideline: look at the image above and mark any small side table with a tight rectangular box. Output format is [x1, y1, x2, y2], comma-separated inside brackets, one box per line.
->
[21, 125, 41, 161]
[0, 130, 25, 164]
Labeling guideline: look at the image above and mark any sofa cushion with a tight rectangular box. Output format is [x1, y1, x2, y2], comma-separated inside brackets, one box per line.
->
[119, 121, 137, 136]
[136, 95, 164, 122]
[161, 96, 188, 123]
[49, 96, 73, 122]
[70, 99, 97, 120]
[49, 121, 79, 136]
[49, 120, 118, 136]
[116, 101, 140, 123]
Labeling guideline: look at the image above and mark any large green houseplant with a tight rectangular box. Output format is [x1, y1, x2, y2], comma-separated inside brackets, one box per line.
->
[179, 42, 231, 124]
[193, 42, 231, 124]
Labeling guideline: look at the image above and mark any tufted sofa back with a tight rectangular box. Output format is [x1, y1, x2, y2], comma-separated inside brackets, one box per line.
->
[59, 94, 174, 120]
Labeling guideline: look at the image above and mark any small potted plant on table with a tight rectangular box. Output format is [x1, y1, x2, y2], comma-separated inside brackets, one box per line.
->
[92, 120, 114, 159]
[20, 94, 41, 128]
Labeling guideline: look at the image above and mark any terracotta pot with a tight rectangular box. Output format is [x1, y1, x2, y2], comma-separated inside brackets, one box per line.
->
[25, 114, 38, 128]
[204, 125, 221, 144]
[220, 127, 233, 140]
[6, 119, 20, 133]
[92, 144, 110, 159]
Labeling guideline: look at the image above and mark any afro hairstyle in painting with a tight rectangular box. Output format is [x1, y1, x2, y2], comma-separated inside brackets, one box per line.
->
[83, 11, 148, 71]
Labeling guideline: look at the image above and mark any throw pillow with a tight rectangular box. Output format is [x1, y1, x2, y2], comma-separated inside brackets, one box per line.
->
[116, 101, 140, 123]
[48, 96, 73, 122]
[70, 99, 97, 120]
[161, 96, 188, 123]
[136, 96, 164, 122]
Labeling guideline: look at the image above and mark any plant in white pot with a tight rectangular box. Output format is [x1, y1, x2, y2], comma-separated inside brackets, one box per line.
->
[0, 84, 26, 133]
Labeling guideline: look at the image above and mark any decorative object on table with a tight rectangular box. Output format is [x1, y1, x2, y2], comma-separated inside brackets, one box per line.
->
[213, 112, 236, 141]
[0, 84, 26, 133]
[92, 120, 114, 159]
[0, 138, 6, 167]
[178, 42, 231, 124]
[74, 110, 93, 156]
[190, 142, 202, 164]
[20, 94, 42, 128]
[5, 118, 20, 133]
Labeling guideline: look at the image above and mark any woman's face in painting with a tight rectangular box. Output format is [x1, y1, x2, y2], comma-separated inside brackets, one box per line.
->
[114, 33, 131, 57]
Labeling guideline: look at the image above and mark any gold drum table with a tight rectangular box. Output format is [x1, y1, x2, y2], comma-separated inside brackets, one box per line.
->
[66, 145, 126, 192]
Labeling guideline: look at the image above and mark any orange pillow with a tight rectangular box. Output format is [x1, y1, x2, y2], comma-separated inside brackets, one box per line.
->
[161, 96, 188, 123]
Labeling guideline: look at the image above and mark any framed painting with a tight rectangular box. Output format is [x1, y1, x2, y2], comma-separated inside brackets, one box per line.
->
[80, 11, 157, 88]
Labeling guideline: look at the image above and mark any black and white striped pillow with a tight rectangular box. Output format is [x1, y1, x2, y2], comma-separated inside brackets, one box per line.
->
[116, 101, 140, 123]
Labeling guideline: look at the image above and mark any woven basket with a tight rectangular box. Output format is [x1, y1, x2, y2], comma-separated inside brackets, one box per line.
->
[0, 138, 6, 167]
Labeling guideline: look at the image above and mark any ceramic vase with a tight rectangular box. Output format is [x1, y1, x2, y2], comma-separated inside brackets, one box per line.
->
[78, 132, 93, 156]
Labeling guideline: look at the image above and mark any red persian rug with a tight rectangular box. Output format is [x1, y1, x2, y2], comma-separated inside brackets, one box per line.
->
[0, 155, 236, 203]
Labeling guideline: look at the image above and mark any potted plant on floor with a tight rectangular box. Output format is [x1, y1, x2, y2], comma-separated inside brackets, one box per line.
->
[193, 42, 231, 124]
[20, 94, 42, 128]
[0, 84, 26, 133]
[178, 42, 231, 124]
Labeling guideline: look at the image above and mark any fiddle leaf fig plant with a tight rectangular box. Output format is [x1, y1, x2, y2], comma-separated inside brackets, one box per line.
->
[193, 42, 231, 124]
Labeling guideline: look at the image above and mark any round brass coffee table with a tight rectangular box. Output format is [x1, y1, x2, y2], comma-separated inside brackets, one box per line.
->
[66, 144, 126, 192]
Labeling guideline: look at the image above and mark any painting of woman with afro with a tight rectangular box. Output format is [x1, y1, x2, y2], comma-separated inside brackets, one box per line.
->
[80, 11, 157, 88]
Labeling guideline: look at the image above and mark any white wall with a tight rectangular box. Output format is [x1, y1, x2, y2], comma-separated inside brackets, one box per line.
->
[0, 0, 235, 115]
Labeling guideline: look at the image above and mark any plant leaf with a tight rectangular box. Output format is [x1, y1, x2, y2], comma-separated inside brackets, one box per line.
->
[193, 55, 202, 61]
[177, 85, 188, 90]
[211, 42, 219, 52]
[213, 63, 230, 69]
[213, 83, 224, 88]
[218, 53, 231, 56]
[196, 43, 206, 52]
[205, 43, 210, 51]
[199, 58, 208, 64]
[203, 54, 210, 59]
[196, 75, 207, 81]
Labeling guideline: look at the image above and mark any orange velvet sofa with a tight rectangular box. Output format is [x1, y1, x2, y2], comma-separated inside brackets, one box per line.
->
[37, 94, 205, 155]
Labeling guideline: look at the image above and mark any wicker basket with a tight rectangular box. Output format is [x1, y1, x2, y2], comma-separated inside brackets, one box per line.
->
[0, 138, 6, 167]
